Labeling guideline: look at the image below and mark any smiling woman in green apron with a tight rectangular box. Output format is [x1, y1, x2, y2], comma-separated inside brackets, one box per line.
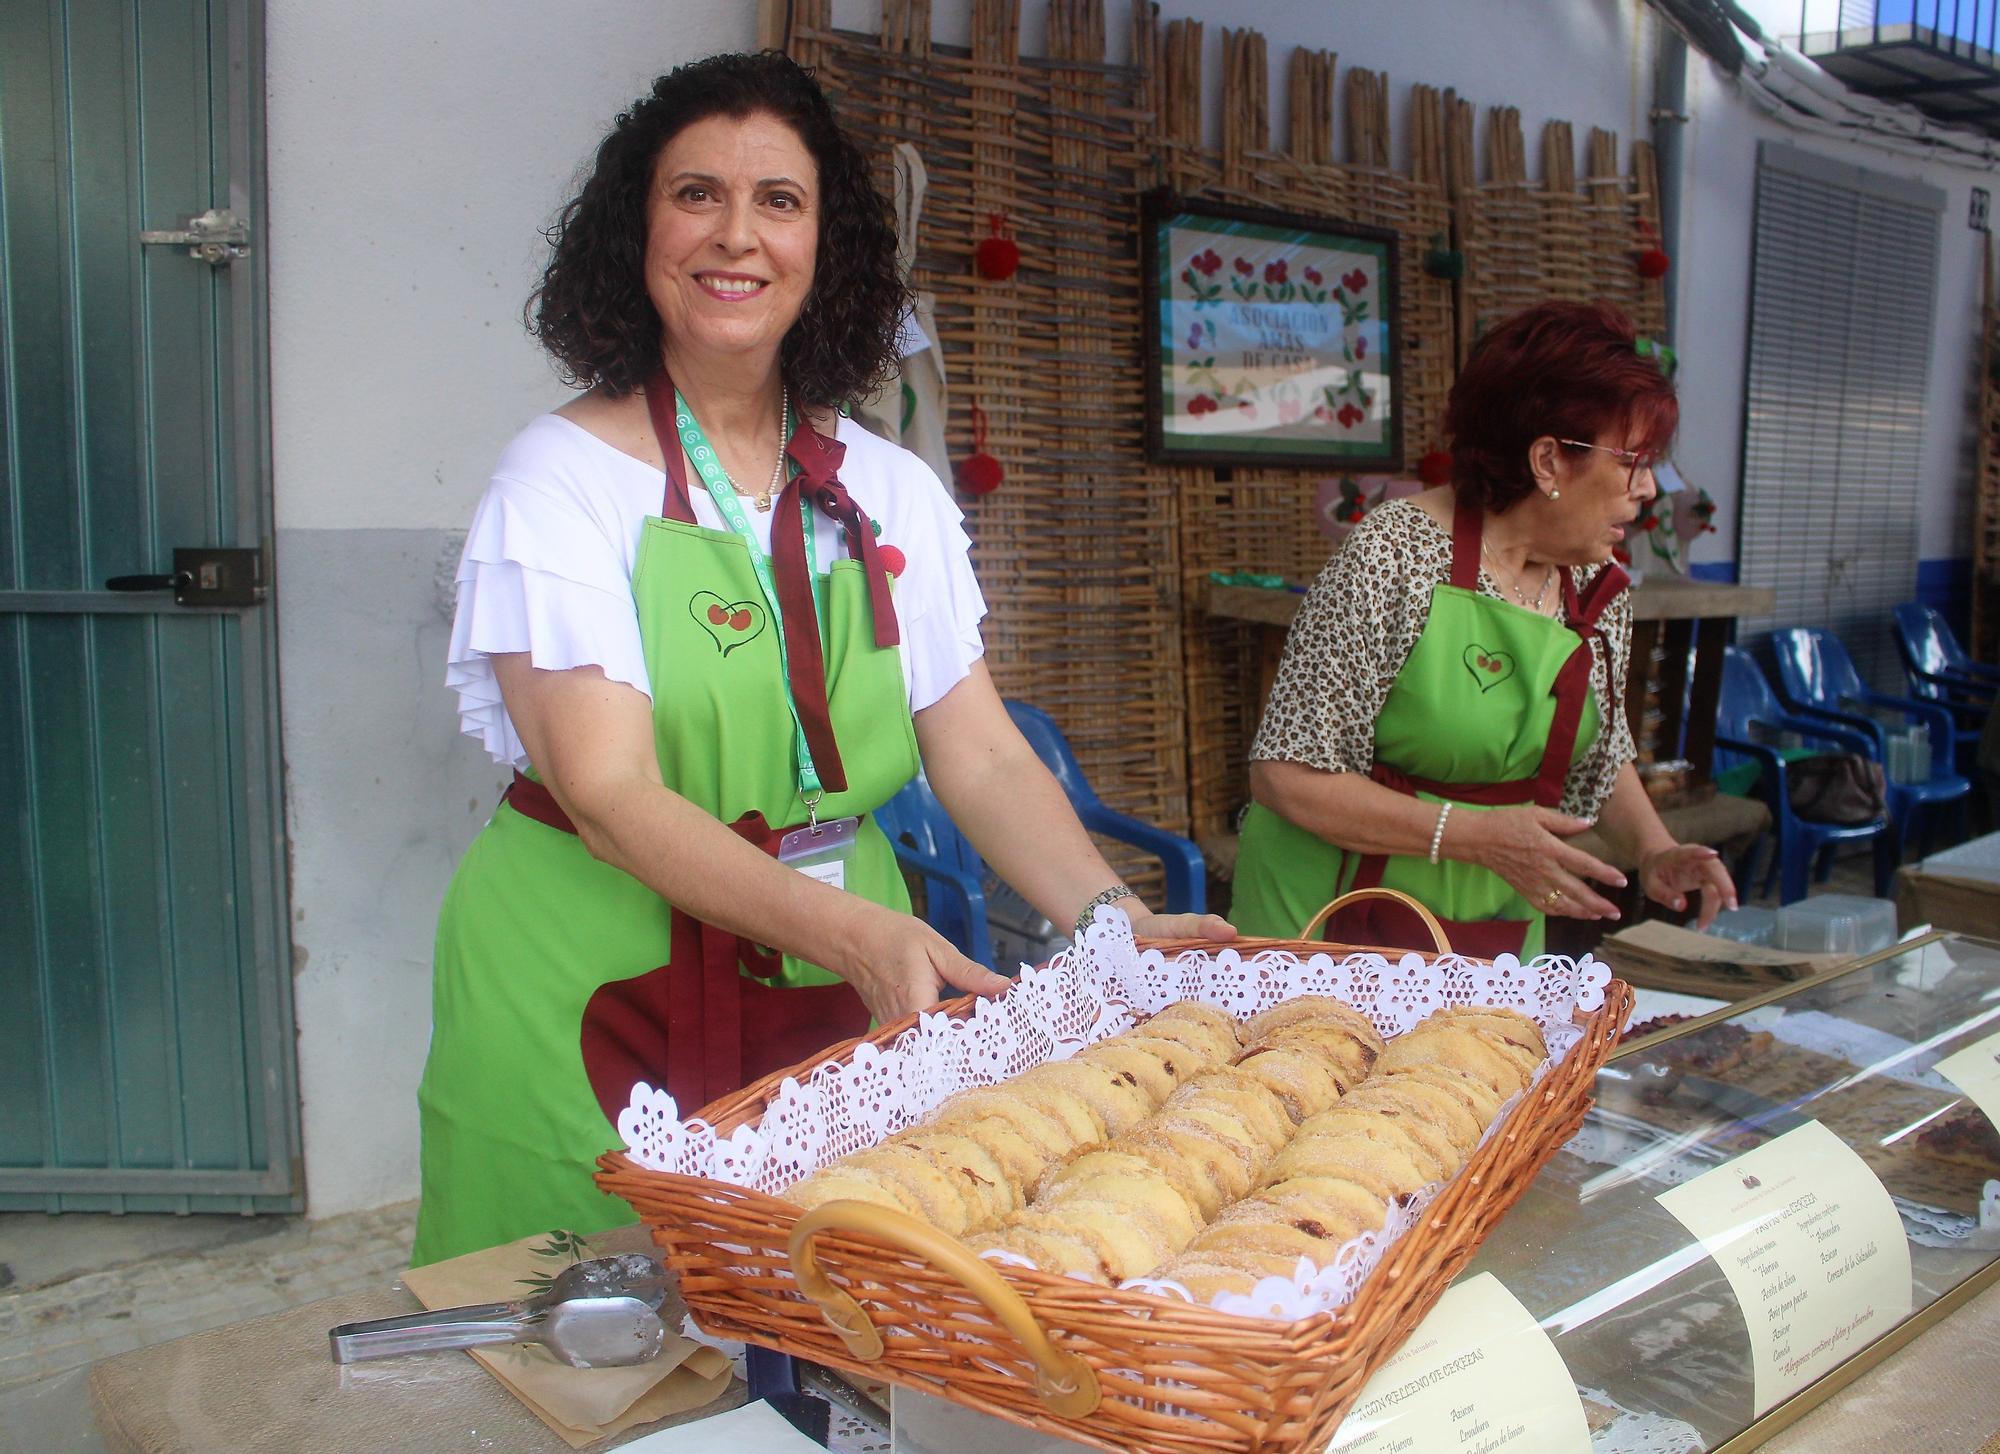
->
[1231, 302, 1736, 957]
[411, 53, 1231, 1266]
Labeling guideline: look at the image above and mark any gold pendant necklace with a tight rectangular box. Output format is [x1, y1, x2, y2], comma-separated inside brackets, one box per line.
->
[1481, 537, 1555, 613]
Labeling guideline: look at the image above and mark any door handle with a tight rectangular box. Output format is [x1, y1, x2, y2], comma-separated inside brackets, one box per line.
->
[103, 548, 264, 607]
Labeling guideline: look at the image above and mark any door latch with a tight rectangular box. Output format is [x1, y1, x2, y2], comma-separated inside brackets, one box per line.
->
[106, 547, 265, 607]
[139, 208, 251, 266]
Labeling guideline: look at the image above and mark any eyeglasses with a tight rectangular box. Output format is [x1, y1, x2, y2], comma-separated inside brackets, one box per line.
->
[1557, 438, 1656, 491]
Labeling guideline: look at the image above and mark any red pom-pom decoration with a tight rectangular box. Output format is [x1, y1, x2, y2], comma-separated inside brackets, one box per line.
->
[1417, 449, 1454, 486]
[955, 402, 1004, 496]
[955, 453, 1003, 495]
[1636, 247, 1670, 280]
[975, 214, 1019, 281]
[877, 543, 907, 576]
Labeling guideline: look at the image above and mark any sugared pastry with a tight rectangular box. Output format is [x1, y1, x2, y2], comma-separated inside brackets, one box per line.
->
[1250, 1021, 1378, 1085]
[1376, 1028, 1528, 1097]
[1264, 1131, 1433, 1201]
[844, 1144, 984, 1234]
[1378, 1060, 1507, 1123]
[965, 1225, 1109, 1284]
[929, 1112, 1050, 1189]
[1242, 996, 1383, 1054]
[1426, 1005, 1546, 1065]
[1122, 1120, 1260, 1217]
[1018, 1057, 1156, 1136]
[1143, 1001, 1244, 1059]
[1003, 1202, 1175, 1283]
[1341, 1078, 1483, 1156]
[1236, 1175, 1391, 1242]
[891, 1128, 1020, 1224]
[1150, 1257, 1262, 1301]
[928, 1089, 1087, 1160]
[1076, 1038, 1188, 1102]
[785, 1164, 931, 1218]
[1166, 1072, 1295, 1153]
[1229, 1044, 1350, 1122]
[1295, 1103, 1460, 1182]
[1035, 1152, 1202, 1245]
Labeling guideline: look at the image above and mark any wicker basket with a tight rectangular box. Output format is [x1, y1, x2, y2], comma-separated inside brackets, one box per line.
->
[596, 890, 1632, 1454]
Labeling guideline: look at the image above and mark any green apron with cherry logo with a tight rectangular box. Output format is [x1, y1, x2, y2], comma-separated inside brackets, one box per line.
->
[1232, 498, 1627, 958]
[412, 379, 918, 1265]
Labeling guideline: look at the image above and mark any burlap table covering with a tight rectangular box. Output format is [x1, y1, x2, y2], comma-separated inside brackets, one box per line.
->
[87, 1226, 743, 1453]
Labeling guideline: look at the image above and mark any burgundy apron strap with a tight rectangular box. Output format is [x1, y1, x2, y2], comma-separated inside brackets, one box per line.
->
[767, 473, 849, 795]
[1449, 496, 1483, 590]
[641, 380, 701, 524]
[1529, 562, 1630, 808]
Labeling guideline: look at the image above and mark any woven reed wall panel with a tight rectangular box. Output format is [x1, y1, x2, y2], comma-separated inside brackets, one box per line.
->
[795, 3, 1190, 881]
[1456, 109, 1666, 354]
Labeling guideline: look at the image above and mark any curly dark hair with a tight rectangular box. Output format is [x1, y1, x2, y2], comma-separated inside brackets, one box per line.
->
[528, 51, 907, 409]
[1444, 300, 1678, 513]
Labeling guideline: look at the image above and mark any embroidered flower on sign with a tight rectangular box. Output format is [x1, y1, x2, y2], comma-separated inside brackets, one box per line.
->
[1187, 393, 1219, 416]
[1192, 248, 1223, 276]
[1233, 256, 1253, 275]
[1342, 268, 1369, 292]
[1337, 403, 1364, 428]
[1263, 259, 1289, 284]
[1355, 336, 1369, 360]
[1304, 265, 1323, 285]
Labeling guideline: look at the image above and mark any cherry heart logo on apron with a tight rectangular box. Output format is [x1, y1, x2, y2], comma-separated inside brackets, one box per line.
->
[1461, 643, 1517, 692]
[689, 592, 766, 657]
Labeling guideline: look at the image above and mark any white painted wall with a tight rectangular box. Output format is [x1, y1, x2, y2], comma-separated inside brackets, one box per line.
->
[266, 0, 1995, 1221]
[267, 0, 757, 1217]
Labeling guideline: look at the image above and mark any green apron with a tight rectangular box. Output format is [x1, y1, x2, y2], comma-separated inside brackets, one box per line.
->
[412, 385, 919, 1266]
[1233, 498, 1626, 958]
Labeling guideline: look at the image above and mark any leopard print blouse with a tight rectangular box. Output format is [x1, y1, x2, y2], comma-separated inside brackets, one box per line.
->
[1249, 497, 1637, 820]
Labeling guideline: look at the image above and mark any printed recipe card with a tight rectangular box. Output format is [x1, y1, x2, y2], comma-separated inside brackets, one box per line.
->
[1657, 1119, 1911, 1412]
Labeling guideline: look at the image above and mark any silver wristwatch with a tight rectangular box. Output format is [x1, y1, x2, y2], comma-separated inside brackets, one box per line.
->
[1073, 883, 1140, 938]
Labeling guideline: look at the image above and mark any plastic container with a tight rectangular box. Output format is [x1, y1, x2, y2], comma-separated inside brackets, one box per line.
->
[1773, 894, 1899, 956]
[1703, 906, 1778, 946]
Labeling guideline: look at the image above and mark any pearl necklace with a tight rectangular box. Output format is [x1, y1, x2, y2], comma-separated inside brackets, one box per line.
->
[1481, 535, 1556, 613]
[723, 385, 789, 512]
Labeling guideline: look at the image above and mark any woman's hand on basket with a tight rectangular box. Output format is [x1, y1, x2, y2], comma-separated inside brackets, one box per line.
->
[1455, 807, 1627, 921]
[1639, 844, 1738, 930]
[1125, 910, 1236, 943]
[835, 903, 1011, 1024]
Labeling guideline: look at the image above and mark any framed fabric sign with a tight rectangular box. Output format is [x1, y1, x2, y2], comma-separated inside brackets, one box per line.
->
[1141, 193, 1402, 469]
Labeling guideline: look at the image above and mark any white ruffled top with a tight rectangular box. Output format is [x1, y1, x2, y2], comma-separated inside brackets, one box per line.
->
[447, 413, 989, 768]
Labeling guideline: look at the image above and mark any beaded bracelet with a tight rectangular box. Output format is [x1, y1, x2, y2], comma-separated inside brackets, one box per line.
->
[1427, 801, 1454, 865]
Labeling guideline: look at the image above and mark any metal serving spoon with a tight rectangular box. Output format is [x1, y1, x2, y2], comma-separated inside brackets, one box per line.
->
[328, 1252, 668, 1368]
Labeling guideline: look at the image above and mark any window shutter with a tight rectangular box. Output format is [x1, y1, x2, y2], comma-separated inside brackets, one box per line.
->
[1738, 142, 1943, 686]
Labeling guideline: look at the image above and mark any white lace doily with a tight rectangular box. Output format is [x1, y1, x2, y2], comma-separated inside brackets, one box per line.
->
[619, 912, 1610, 1320]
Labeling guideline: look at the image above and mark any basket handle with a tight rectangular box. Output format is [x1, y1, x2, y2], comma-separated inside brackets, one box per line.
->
[1299, 886, 1453, 953]
[787, 1200, 1101, 1419]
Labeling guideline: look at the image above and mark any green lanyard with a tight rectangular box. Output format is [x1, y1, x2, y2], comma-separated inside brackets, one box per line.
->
[673, 391, 827, 810]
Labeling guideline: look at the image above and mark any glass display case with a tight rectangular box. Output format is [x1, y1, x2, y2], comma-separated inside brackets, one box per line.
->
[888, 931, 2000, 1454]
[1463, 928, 2000, 1452]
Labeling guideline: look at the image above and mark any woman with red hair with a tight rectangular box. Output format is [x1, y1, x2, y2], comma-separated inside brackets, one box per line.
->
[1231, 301, 1735, 955]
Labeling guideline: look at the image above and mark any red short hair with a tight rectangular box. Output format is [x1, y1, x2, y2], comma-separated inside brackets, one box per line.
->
[1444, 301, 1678, 512]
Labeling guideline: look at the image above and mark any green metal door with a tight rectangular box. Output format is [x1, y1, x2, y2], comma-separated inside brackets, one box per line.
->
[0, 0, 298, 1211]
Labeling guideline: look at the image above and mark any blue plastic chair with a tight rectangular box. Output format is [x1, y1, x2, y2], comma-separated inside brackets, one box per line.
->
[876, 700, 1207, 969]
[1893, 602, 1998, 768]
[1715, 648, 1895, 903]
[1004, 700, 1207, 917]
[1767, 626, 1971, 858]
[873, 767, 995, 971]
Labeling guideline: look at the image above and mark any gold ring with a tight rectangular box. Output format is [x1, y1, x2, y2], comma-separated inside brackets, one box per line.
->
[1543, 889, 1562, 908]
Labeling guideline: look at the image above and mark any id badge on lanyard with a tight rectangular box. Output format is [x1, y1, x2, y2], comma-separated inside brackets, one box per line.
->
[675, 391, 863, 890]
[778, 813, 860, 891]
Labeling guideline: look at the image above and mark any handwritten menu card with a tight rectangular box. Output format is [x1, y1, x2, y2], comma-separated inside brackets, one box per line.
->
[1325, 1273, 1588, 1454]
[1657, 1120, 1911, 1412]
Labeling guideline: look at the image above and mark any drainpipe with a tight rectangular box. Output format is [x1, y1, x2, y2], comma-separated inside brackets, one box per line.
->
[1652, 23, 1690, 344]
